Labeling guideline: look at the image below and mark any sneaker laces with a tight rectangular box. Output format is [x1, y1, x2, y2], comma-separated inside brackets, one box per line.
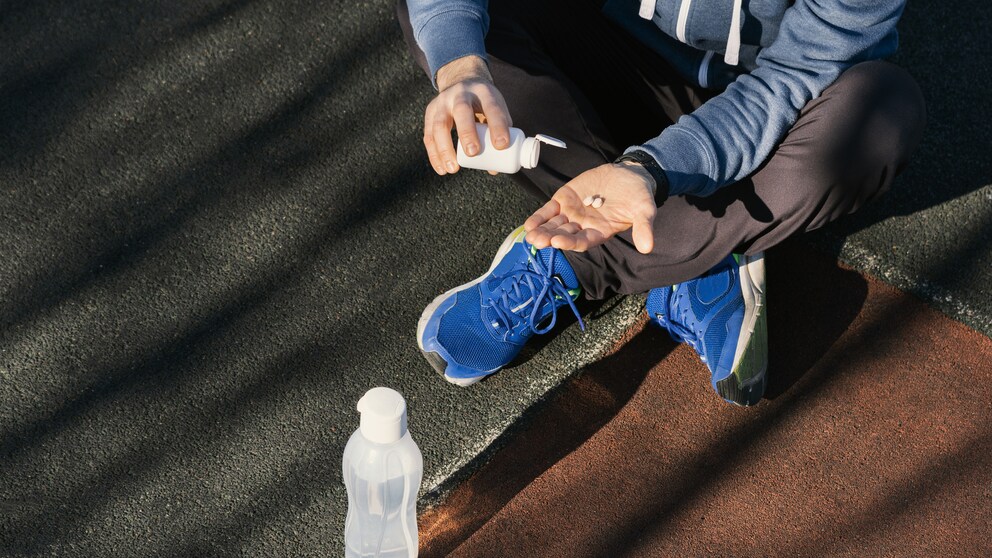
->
[488, 241, 584, 335]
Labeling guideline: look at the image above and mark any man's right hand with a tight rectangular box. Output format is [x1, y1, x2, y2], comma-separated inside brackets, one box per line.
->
[425, 55, 512, 175]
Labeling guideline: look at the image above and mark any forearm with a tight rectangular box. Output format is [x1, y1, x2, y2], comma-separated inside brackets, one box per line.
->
[407, 0, 490, 88]
[634, 0, 904, 198]
[437, 55, 492, 91]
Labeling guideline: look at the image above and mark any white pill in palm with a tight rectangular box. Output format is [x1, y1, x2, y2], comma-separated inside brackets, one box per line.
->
[592, 197, 604, 208]
[583, 196, 594, 206]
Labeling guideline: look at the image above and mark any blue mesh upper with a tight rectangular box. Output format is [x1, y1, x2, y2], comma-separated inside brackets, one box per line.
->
[646, 253, 744, 376]
[436, 287, 518, 372]
[434, 239, 582, 374]
[702, 302, 737, 370]
[537, 244, 579, 289]
[688, 285, 715, 324]
[645, 286, 671, 318]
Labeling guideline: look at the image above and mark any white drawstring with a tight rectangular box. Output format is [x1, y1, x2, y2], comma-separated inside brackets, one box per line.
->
[724, 0, 743, 65]
[642, 0, 742, 66]
[639, 0, 656, 20]
[676, 0, 693, 42]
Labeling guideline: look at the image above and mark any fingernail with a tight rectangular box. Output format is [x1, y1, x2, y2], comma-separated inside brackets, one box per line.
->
[494, 136, 508, 148]
[445, 161, 457, 173]
[466, 143, 478, 156]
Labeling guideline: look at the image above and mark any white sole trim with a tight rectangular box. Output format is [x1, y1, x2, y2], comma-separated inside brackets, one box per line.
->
[416, 226, 528, 384]
[731, 252, 767, 384]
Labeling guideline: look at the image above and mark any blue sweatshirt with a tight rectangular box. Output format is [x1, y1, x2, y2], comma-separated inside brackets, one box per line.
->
[407, 0, 904, 198]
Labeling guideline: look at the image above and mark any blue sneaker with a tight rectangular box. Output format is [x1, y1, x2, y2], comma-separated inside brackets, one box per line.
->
[646, 252, 767, 406]
[417, 226, 583, 386]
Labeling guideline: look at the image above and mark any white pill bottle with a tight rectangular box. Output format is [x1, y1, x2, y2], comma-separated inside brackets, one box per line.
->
[343, 387, 423, 558]
[456, 122, 566, 174]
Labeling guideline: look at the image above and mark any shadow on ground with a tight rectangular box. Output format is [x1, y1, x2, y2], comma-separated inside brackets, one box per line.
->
[1, 0, 990, 556]
[764, 244, 868, 399]
[423, 243, 992, 557]
[419, 240, 872, 555]
[420, 323, 667, 556]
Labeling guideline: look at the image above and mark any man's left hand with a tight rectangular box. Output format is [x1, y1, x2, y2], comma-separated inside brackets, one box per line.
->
[524, 163, 657, 255]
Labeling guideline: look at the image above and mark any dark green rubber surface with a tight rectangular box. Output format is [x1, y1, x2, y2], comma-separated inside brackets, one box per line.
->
[0, 1, 988, 555]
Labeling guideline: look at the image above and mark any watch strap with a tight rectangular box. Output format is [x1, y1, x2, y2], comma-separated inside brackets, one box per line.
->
[614, 150, 669, 204]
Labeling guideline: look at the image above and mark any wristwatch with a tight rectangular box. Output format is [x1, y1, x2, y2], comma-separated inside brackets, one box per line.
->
[614, 150, 669, 203]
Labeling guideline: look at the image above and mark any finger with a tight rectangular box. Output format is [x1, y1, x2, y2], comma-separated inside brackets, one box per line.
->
[526, 213, 568, 248]
[526, 221, 558, 249]
[543, 214, 569, 230]
[431, 111, 458, 174]
[479, 91, 512, 149]
[549, 221, 582, 239]
[488, 170, 500, 176]
[423, 105, 446, 175]
[526, 227, 551, 249]
[529, 214, 574, 246]
[552, 228, 607, 253]
[423, 134, 445, 175]
[540, 220, 582, 251]
[631, 213, 656, 254]
[548, 232, 578, 252]
[524, 199, 561, 232]
[452, 97, 481, 157]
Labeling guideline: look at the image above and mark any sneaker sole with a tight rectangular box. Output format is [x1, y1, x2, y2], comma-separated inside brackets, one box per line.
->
[715, 253, 768, 406]
[416, 226, 528, 387]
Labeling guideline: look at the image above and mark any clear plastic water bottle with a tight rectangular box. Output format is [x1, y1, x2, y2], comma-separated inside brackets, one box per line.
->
[343, 387, 423, 558]
[456, 122, 566, 174]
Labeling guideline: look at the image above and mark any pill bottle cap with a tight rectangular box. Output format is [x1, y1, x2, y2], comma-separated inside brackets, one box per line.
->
[521, 134, 567, 170]
[356, 387, 407, 444]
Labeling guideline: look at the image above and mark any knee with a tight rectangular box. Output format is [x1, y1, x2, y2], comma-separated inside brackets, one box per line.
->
[757, 62, 926, 227]
[840, 61, 927, 170]
[802, 61, 926, 204]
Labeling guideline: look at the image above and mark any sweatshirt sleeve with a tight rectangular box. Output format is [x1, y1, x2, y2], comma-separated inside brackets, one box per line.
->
[631, 0, 905, 198]
[406, 0, 490, 89]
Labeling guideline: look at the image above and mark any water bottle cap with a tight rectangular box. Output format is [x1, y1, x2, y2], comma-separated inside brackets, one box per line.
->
[356, 387, 408, 444]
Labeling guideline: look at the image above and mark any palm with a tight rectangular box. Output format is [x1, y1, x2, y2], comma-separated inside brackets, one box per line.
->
[555, 182, 641, 236]
[524, 164, 657, 254]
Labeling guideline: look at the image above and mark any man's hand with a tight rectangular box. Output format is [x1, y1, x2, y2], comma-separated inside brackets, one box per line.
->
[425, 55, 512, 176]
[524, 163, 657, 254]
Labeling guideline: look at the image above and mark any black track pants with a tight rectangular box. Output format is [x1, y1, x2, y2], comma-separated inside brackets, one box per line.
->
[398, 0, 926, 299]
